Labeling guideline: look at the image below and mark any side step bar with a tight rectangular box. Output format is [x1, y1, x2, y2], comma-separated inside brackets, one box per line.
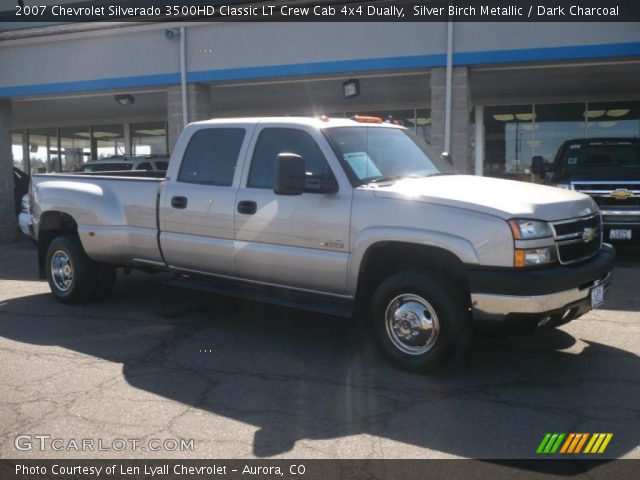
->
[165, 274, 354, 318]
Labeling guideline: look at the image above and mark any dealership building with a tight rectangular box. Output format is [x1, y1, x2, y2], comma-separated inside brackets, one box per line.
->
[1, 5, 639, 241]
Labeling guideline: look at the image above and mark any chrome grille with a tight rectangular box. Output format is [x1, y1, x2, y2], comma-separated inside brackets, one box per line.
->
[551, 214, 602, 265]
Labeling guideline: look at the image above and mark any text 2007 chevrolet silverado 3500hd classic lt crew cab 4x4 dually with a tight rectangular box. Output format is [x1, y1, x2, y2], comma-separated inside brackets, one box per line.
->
[31, 116, 615, 372]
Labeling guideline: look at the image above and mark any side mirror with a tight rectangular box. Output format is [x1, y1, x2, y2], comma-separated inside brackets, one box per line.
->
[441, 151, 452, 165]
[274, 153, 305, 195]
[531, 156, 545, 176]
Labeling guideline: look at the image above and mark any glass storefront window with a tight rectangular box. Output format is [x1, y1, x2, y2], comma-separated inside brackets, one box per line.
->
[414, 108, 431, 143]
[131, 121, 168, 155]
[12, 131, 26, 172]
[483, 102, 617, 180]
[60, 127, 91, 172]
[93, 124, 125, 159]
[586, 101, 640, 138]
[345, 109, 432, 143]
[534, 103, 585, 164]
[484, 105, 534, 179]
[28, 128, 59, 174]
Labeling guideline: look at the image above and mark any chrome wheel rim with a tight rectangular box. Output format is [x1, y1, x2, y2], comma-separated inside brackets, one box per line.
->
[51, 250, 73, 292]
[385, 293, 440, 355]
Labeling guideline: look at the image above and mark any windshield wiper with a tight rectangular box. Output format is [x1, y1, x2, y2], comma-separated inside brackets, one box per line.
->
[365, 173, 449, 185]
[423, 172, 452, 177]
[366, 175, 409, 184]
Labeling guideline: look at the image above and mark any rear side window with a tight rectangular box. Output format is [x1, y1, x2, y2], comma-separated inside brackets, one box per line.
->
[248, 128, 332, 189]
[84, 163, 133, 172]
[178, 128, 245, 186]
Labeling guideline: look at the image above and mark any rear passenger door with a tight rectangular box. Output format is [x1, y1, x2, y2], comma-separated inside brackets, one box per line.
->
[234, 124, 352, 295]
[159, 126, 250, 275]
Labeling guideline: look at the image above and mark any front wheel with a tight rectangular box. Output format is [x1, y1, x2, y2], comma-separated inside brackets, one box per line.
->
[372, 271, 470, 373]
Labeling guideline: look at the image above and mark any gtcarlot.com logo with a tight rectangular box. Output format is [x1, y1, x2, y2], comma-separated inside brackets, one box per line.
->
[537, 433, 613, 454]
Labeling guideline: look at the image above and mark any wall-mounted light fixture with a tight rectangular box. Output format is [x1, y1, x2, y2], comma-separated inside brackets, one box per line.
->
[114, 94, 135, 106]
[165, 28, 181, 40]
[343, 79, 360, 99]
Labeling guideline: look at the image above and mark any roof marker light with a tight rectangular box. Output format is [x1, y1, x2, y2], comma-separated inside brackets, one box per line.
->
[351, 115, 383, 124]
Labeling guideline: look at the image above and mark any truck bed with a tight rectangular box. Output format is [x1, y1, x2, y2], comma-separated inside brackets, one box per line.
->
[32, 173, 164, 265]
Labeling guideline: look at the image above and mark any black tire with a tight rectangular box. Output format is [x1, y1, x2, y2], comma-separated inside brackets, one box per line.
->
[372, 271, 470, 373]
[45, 235, 100, 304]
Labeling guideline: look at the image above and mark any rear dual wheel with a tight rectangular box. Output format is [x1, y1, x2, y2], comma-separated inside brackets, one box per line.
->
[46, 235, 116, 304]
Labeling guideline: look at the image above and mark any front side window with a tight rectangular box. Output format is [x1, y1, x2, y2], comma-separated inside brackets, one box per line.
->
[178, 128, 245, 186]
[324, 127, 455, 186]
[248, 128, 333, 189]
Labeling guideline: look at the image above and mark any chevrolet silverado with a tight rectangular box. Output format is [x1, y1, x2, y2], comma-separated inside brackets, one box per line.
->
[31, 116, 615, 372]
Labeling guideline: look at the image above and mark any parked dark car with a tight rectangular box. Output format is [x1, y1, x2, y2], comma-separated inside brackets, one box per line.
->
[13, 167, 30, 216]
[538, 138, 640, 243]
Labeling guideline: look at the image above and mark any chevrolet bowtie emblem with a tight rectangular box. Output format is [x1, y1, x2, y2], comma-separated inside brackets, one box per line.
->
[582, 227, 597, 243]
[609, 189, 633, 201]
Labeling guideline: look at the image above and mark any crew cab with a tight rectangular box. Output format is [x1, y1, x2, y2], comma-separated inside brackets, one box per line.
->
[540, 138, 640, 243]
[31, 117, 615, 372]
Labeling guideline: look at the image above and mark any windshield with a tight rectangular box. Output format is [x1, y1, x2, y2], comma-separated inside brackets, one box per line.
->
[559, 142, 640, 174]
[324, 127, 456, 186]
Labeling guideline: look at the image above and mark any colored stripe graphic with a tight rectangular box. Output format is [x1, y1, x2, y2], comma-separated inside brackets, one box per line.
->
[538, 433, 613, 454]
[537, 433, 552, 453]
[537, 433, 565, 454]
[559, 434, 575, 453]
[574, 434, 589, 453]
[585, 433, 614, 454]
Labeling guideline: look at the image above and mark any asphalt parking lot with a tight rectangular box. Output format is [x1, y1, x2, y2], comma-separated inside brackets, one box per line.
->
[0, 239, 638, 460]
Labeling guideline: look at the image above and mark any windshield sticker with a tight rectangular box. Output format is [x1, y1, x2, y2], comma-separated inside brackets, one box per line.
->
[344, 152, 382, 179]
[567, 156, 578, 165]
[570, 144, 581, 150]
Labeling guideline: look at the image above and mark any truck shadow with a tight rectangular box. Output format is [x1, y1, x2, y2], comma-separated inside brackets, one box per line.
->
[0, 275, 638, 462]
[597, 245, 640, 312]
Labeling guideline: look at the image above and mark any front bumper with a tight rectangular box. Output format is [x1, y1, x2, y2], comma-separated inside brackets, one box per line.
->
[469, 244, 615, 324]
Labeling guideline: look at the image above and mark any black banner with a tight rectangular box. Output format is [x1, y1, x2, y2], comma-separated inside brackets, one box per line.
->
[2, 459, 640, 480]
[2, 0, 640, 22]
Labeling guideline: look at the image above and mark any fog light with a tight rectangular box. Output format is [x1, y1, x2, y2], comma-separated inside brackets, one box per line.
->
[515, 247, 556, 267]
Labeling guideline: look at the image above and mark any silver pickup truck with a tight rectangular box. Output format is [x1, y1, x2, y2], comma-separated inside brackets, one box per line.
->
[31, 116, 615, 372]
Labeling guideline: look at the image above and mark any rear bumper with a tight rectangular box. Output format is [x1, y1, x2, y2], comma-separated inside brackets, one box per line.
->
[469, 244, 615, 324]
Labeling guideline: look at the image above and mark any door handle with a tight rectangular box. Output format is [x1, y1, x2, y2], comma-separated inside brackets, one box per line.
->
[237, 200, 257, 215]
[171, 196, 188, 209]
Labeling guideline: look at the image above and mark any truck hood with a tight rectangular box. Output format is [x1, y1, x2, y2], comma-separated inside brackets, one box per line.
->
[369, 175, 598, 221]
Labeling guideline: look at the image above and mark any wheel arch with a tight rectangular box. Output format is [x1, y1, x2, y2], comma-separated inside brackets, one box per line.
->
[37, 210, 79, 279]
[354, 240, 472, 308]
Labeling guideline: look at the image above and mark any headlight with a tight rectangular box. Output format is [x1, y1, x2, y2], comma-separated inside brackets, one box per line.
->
[508, 219, 553, 240]
[556, 183, 572, 190]
[514, 247, 556, 267]
[20, 195, 30, 214]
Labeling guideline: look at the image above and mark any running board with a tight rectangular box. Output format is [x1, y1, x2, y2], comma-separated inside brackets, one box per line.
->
[164, 274, 354, 318]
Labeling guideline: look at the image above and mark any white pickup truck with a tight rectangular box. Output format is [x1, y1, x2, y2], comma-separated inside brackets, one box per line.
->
[30, 116, 614, 372]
